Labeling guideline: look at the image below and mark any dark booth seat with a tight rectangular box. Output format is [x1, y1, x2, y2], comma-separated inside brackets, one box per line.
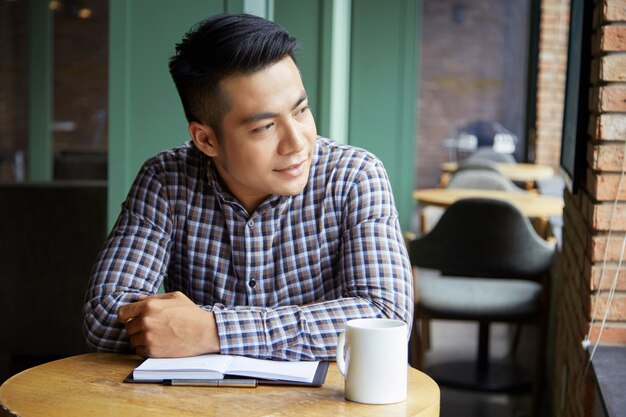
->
[0, 181, 107, 378]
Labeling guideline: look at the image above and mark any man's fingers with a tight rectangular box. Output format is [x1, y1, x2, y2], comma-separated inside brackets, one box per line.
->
[118, 292, 165, 323]
[118, 302, 140, 323]
[142, 292, 179, 300]
[123, 316, 143, 336]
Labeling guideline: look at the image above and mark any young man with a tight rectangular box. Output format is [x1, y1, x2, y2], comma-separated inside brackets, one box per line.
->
[83, 13, 412, 361]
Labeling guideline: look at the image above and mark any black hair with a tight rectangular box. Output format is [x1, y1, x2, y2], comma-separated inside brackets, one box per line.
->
[169, 13, 299, 138]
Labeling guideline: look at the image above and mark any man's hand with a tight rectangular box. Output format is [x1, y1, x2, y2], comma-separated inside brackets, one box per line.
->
[118, 291, 220, 358]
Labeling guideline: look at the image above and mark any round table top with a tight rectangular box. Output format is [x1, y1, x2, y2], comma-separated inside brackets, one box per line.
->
[0, 353, 440, 417]
[413, 188, 563, 218]
[440, 162, 555, 182]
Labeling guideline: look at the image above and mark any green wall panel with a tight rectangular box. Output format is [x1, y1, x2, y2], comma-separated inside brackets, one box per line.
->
[274, 0, 352, 144]
[108, 0, 227, 226]
[273, 0, 326, 134]
[349, 0, 419, 231]
[28, 0, 53, 181]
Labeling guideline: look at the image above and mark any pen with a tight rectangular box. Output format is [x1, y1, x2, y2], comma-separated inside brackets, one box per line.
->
[164, 379, 258, 388]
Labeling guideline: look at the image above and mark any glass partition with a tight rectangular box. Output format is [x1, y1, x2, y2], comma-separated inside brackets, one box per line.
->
[0, 0, 109, 183]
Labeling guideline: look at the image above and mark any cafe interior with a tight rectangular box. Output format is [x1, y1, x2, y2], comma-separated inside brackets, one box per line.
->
[0, 0, 624, 416]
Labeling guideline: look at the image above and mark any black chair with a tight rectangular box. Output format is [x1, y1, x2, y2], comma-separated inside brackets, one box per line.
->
[421, 170, 523, 234]
[0, 182, 108, 380]
[408, 198, 555, 400]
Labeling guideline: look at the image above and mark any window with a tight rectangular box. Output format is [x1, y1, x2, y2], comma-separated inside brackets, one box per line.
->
[416, 0, 531, 188]
[0, 0, 109, 183]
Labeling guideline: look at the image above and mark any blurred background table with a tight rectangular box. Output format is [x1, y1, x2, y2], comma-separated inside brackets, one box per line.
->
[440, 162, 555, 186]
[0, 353, 440, 417]
[413, 188, 563, 218]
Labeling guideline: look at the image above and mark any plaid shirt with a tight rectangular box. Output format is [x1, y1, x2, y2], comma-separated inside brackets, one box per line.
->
[84, 137, 413, 360]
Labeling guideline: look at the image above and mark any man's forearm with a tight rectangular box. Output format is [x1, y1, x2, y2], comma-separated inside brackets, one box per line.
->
[212, 294, 412, 361]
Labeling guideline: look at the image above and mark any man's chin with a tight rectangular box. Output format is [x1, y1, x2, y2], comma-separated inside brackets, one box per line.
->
[277, 178, 309, 197]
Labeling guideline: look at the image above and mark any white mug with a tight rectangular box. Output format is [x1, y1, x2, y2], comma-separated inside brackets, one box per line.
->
[336, 318, 408, 404]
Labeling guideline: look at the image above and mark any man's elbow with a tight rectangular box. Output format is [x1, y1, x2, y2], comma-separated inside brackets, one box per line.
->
[82, 313, 129, 353]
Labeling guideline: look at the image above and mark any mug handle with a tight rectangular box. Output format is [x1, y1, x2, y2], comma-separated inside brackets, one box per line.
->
[336, 331, 346, 376]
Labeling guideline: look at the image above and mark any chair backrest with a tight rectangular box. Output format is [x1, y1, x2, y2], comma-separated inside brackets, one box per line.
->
[409, 198, 555, 280]
[466, 148, 516, 164]
[0, 182, 108, 356]
[456, 158, 502, 175]
[447, 170, 523, 193]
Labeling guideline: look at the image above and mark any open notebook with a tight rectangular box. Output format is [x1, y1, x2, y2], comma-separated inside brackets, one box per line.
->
[126, 354, 329, 387]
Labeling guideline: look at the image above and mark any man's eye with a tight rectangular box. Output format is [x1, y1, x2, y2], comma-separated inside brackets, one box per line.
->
[252, 123, 274, 133]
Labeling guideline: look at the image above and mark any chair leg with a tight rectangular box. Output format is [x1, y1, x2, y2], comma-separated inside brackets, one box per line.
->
[509, 323, 522, 357]
[425, 320, 532, 392]
[532, 276, 551, 416]
[422, 318, 431, 350]
[409, 314, 425, 369]
[476, 321, 491, 377]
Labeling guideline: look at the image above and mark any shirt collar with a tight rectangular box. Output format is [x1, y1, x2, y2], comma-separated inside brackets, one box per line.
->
[206, 158, 292, 218]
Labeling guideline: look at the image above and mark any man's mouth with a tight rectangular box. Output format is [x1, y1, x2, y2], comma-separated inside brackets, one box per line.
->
[275, 160, 307, 177]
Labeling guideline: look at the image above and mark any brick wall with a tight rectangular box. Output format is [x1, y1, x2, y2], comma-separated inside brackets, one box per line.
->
[534, 0, 570, 168]
[552, 1, 626, 416]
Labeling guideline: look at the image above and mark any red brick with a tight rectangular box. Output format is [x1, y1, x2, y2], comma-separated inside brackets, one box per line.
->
[590, 114, 626, 141]
[592, 202, 626, 231]
[590, 292, 626, 320]
[589, 143, 626, 172]
[600, 25, 626, 51]
[586, 170, 626, 200]
[590, 233, 626, 261]
[599, 54, 626, 81]
[602, 0, 626, 22]
[590, 85, 626, 112]
[590, 263, 626, 291]
[588, 321, 626, 344]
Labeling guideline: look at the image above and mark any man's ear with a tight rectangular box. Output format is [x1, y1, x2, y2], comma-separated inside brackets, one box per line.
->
[189, 122, 219, 157]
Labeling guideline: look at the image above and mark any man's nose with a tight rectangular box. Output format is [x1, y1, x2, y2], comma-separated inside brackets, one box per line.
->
[278, 121, 306, 155]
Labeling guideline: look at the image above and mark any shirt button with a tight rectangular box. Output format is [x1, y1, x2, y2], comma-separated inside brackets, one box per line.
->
[248, 278, 256, 288]
[247, 220, 254, 228]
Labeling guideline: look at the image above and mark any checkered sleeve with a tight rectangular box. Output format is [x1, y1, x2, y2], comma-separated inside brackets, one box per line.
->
[212, 156, 413, 361]
[83, 162, 173, 352]
[212, 299, 377, 361]
[340, 157, 414, 328]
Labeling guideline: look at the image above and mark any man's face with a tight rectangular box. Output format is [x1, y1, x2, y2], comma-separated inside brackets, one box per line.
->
[208, 56, 317, 213]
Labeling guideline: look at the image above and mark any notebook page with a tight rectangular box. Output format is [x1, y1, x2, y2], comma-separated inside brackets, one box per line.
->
[133, 354, 234, 380]
[226, 356, 319, 383]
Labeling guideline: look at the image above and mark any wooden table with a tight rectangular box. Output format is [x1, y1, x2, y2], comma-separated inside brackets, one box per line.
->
[440, 162, 555, 183]
[0, 353, 440, 417]
[413, 188, 563, 218]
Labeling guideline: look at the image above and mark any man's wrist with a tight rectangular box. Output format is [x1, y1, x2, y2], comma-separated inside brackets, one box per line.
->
[204, 311, 221, 353]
